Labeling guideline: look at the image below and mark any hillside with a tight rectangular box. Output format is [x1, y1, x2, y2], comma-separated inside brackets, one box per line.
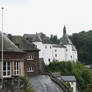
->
[69, 31, 92, 64]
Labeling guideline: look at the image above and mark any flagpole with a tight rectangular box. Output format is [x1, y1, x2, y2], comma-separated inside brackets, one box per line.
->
[1, 7, 4, 89]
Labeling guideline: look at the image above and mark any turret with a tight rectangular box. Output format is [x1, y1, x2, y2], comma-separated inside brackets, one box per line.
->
[63, 26, 66, 35]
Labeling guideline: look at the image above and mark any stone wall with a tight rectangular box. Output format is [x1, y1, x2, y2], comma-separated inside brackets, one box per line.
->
[24, 51, 40, 75]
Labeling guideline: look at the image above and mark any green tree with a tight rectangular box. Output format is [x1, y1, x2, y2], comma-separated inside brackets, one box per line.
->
[47, 61, 92, 92]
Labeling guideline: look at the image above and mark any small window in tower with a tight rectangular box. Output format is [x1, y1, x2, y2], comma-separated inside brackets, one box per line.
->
[50, 46, 51, 48]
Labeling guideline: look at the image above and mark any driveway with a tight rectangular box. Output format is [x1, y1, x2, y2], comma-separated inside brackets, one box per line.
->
[28, 75, 64, 92]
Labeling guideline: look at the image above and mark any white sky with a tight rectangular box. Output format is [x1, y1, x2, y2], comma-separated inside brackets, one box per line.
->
[0, 0, 92, 38]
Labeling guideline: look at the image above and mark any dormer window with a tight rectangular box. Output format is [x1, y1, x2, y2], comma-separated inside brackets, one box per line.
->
[27, 55, 34, 60]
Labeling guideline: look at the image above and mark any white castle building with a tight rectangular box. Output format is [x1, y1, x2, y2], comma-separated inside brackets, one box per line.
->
[24, 26, 78, 65]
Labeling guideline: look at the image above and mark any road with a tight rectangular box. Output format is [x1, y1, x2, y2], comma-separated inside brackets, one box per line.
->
[28, 75, 64, 92]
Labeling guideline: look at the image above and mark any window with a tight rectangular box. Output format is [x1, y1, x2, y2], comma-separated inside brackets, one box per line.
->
[55, 49, 57, 52]
[27, 66, 34, 72]
[45, 45, 47, 49]
[3, 61, 11, 77]
[55, 54, 57, 57]
[50, 46, 51, 48]
[14, 61, 19, 76]
[71, 82, 74, 85]
[27, 55, 34, 60]
[26, 38, 29, 40]
[48, 59, 51, 62]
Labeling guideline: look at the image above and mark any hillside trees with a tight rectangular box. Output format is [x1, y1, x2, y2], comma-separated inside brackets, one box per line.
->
[69, 31, 92, 64]
[47, 61, 92, 92]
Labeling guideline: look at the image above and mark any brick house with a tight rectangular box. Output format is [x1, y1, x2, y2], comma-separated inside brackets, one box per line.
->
[8, 35, 40, 75]
[0, 32, 25, 88]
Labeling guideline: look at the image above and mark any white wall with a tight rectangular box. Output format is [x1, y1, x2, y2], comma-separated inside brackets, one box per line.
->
[52, 46, 66, 61]
[33, 42, 78, 65]
[43, 44, 53, 65]
[70, 81, 76, 92]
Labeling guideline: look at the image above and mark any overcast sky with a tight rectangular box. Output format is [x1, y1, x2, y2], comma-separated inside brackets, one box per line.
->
[0, 0, 92, 38]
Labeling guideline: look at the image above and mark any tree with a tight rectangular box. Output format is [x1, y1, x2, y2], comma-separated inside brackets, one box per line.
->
[47, 61, 92, 92]
[69, 30, 92, 64]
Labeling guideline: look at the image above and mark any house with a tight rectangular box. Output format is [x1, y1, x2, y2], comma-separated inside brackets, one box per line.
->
[61, 76, 77, 92]
[0, 32, 25, 88]
[23, 26, 78, 65]
[8, 35, 40, 75]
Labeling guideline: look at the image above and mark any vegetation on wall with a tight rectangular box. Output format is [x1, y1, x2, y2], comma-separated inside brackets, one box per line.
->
[21, 73, 34, 92]
[46, 61, 92, 92]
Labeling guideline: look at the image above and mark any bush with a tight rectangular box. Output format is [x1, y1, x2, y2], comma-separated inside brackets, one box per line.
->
[21, 73, 34, 92]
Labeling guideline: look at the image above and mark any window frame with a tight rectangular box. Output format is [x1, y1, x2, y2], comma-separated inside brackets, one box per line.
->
[27, 55, 34, 60]
[3, 61, 11, 78]
[27, 66, 34, 72]
[14, 61, 19, 76]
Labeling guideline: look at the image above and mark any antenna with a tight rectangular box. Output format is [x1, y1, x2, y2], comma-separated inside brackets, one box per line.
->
[1, 6, 4, 89]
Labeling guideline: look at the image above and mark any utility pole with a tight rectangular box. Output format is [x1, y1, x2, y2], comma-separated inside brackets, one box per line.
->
[1, 6, 4, 89]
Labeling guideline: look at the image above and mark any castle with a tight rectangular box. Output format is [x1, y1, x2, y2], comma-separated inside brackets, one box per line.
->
[24, 26, 78, 65]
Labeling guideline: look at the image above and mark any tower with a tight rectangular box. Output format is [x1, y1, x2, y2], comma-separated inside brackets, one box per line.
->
[63, 25, 66, 35]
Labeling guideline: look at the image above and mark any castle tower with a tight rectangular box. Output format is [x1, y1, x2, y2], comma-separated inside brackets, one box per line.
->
[60, 26, 72, 45]
[63, 25, 66, 35]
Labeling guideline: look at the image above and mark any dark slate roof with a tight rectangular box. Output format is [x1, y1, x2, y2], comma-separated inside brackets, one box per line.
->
[60, 26, 72, 45]
[52, 44, 66, 48]
[0, 32, 24, 53]
[72, 45, 77, 51]
[8, 35, 39, 51]
[32, 33, 42, 42]
[61, 76, 76, 82]
[23, 33, 53, 44]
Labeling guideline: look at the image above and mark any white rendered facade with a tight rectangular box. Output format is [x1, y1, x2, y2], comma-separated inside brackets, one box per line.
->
[24, 27, 78, 65]
[33, 41, 78, 65]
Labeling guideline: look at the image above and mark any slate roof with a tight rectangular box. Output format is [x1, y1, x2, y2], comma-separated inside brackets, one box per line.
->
[72, 45, 77, 51]
[52, 44, 66, 48]
[32, 33, 42, 42]
[24, 33, 53, 44]
[8, 35, 39, 51]
[60, 26, 72, 45]
[0, 32, 24, 53]
[61, 76, 76, 82]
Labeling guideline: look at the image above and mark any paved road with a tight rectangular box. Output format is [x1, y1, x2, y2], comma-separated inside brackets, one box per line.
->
[28, 75, 64, 92]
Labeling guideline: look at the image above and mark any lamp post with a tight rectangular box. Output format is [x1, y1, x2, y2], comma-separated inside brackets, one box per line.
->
[1, 6, 4, 89]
